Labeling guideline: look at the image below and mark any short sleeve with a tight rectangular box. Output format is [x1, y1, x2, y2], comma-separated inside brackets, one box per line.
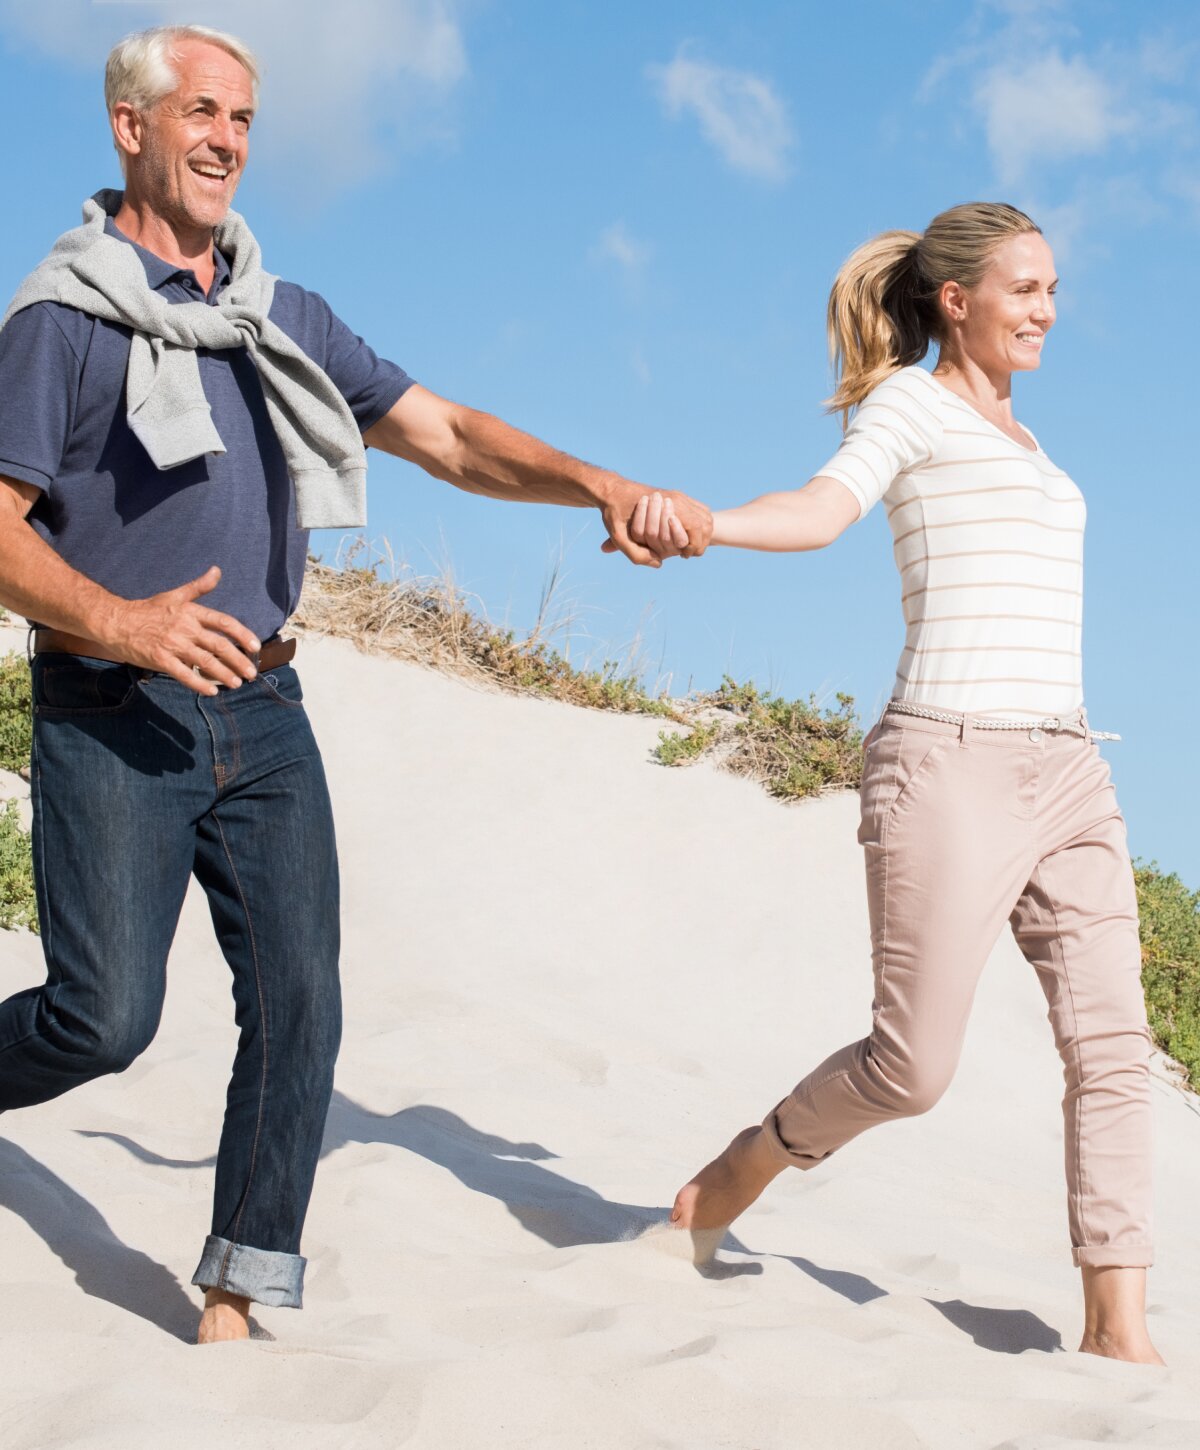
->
[816, 369, 944, 521]
[0, 302, 85, 494]
[270, 282, 415, 433]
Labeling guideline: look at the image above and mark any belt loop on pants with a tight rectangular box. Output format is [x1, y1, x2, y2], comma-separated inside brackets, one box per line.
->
[958, 711, 971, 747]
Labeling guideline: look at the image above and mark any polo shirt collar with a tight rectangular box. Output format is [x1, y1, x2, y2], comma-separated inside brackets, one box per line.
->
[102, 216, 231, 297]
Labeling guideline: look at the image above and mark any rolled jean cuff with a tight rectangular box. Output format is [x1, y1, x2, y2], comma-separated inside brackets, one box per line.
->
[191, 1234, 306, 1308]
[1073, 1243, 1154, 1269]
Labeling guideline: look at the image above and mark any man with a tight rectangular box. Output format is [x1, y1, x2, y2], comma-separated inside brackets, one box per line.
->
[0, 24, 710, 1344]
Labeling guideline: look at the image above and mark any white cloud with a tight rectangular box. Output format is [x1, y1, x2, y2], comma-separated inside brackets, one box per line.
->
[647, 47, 793, 182]
[974, 51, 1130, 185]
[0, 0, 468, 191]
[594, 221, 650, 273]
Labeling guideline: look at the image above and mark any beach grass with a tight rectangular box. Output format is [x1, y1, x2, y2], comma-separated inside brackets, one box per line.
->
[294, 547, 679, 719]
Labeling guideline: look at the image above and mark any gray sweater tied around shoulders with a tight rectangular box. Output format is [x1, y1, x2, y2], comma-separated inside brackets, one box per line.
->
[2, 190, 368, 530]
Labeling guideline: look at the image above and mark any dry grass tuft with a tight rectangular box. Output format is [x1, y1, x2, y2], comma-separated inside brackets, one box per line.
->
[293, 544, 678, 718]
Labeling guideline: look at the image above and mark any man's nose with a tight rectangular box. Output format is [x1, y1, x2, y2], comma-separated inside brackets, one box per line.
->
[208, 115, 237, 155]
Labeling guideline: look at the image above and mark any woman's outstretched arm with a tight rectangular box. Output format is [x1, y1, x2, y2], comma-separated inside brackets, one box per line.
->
[629, 475, 860, 557]
[711, 476, 861, 551]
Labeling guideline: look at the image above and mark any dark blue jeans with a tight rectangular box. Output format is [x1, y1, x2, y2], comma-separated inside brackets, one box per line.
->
[0, 654, 341, 1308]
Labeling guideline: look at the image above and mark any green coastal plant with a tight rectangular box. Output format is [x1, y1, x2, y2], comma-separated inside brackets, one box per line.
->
[1135, 862, 1200, 1090]
[655, 680, 865, 801]
[0, 798, 37, 932]
[0, 651, 32, 773]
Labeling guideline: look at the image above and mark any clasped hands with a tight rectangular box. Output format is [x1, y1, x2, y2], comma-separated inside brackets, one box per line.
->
[601, 487, 711, 568]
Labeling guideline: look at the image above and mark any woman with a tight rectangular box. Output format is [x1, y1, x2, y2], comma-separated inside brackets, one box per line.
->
[632, 203, 1161, 1365]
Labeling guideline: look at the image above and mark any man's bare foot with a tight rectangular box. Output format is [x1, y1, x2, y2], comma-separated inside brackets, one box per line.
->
[196, 1288, 251, 1344]
[671, 1125, 788, 1233]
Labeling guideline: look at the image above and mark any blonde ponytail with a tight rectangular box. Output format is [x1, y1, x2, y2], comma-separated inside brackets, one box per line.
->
[825, 203, 1041, 428]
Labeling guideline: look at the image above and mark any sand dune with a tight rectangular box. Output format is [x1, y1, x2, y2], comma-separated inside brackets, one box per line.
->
[1, 629, 1198, 1449]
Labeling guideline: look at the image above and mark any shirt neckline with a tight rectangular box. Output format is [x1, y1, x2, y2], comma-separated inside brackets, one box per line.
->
[922, 371, 1041, 455]
[102, 217, 231, 301]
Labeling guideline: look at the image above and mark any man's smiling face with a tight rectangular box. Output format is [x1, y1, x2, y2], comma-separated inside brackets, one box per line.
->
[129, 39, 254, 232]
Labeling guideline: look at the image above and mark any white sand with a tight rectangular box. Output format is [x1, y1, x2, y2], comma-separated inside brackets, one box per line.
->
[1, 628, 1199, 1449]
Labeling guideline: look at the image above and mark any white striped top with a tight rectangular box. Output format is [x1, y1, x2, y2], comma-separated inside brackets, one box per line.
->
[818, 365, 1085, 720]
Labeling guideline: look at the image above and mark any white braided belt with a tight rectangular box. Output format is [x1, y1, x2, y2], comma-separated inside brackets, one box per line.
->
[883, 699, 1121, 743]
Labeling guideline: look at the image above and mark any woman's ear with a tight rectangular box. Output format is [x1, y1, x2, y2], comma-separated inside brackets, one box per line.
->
[939, 279, 968, 325]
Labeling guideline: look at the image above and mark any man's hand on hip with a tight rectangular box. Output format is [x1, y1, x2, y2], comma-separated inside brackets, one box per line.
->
[102, 566, 262, 696]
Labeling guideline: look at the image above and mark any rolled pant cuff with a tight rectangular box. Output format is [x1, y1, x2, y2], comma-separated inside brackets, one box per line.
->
[191, 1234, 306, 1308]
[760, 1099, 821, 1168]
[1073, 1244, 1154, 1269]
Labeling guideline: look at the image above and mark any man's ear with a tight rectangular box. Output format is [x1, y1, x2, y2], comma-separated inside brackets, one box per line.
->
[110, 102, 144, 164]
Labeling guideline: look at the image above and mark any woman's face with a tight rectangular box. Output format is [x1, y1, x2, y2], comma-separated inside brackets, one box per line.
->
[944, 231, 1058, 375]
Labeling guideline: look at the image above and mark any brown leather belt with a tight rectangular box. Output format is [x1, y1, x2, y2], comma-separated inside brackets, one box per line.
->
[33, 629, 297, 675]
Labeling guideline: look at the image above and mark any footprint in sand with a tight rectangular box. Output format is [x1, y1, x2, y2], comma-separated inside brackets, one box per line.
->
[633, 1221, 761, 1279]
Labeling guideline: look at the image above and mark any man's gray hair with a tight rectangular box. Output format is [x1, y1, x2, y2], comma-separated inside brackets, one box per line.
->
[104, 24, 261, 116]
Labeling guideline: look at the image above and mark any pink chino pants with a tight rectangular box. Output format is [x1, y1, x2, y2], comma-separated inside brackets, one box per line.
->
[761, 711, 1153, 1268]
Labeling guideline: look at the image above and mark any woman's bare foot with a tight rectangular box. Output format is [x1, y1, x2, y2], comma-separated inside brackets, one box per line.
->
[1077, 1329, 1164, 1364]
[1078, 1267, 1165, 1365]
[196, 1288, 252, 1344]
[671, 1126, 788, 1233]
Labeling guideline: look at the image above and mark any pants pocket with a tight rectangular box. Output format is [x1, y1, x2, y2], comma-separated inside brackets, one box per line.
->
[858, 728, 950, 846]
[33, 657, 141, 717]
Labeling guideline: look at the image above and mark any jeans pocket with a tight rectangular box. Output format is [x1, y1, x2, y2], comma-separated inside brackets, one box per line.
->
[34, 657, 140, 717]
[260, 664, 305, 708]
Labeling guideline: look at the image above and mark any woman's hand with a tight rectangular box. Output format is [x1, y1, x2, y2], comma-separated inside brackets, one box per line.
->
[628, 492, 692, 559]
[600, 489, 709, 563]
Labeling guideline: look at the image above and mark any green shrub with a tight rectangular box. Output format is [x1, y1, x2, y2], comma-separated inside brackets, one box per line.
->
[655, 680, 864, 802]
[0, 652, 32, 773]
[1135, 861, 1200, 1089]
[0, 798, 37, 933]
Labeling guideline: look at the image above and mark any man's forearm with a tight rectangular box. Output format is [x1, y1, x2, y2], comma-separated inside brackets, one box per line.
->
[0, 505, 128, 639]
[0, 479, 261, 694]
[367, 385, 713, 564]
[422, 405, 619, 509]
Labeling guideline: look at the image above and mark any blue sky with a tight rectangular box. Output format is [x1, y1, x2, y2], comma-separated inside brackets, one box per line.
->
[1, 0, 1198, 881]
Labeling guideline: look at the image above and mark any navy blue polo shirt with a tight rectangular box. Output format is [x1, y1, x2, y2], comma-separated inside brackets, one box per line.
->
[0, 220, 414, 641]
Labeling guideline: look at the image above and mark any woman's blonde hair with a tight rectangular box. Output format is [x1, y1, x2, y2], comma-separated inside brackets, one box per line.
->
[104, 25, 261, 118]
[825, 202, 1041, 426]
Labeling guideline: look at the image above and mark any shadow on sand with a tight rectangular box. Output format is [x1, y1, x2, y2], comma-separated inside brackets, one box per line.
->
[927, 1297, 1063, 1354]
[77, 1098, 1064, 1350]
[779, 1254, 888, 1306]
[0, 1136, 198, 1340]
[83, 1093, 756, 1264]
